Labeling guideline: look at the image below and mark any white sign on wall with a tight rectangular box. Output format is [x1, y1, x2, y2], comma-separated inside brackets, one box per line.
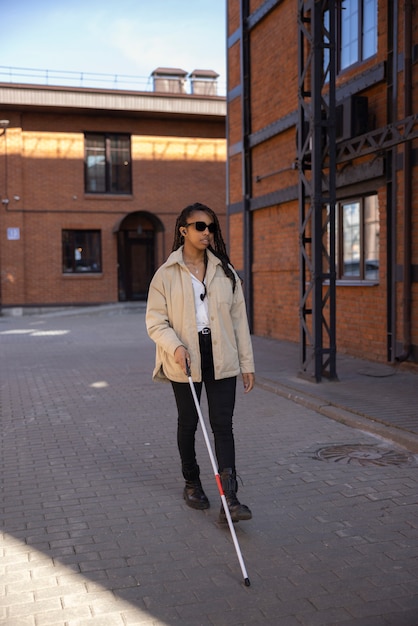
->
[7, 227, 20, 240]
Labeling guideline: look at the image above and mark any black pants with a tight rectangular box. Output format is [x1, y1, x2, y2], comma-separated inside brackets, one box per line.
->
[171, 332, 236, 478]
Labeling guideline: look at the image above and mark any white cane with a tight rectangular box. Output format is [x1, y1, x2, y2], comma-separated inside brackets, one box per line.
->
[186, 363, 251, 587]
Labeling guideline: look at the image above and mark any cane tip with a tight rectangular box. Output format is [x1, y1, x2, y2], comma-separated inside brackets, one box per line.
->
[244, 578, 251, 587]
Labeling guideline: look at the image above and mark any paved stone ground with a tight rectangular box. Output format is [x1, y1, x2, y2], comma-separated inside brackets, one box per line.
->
[1, 306, 418, 625]
[252, 335, 418, 449]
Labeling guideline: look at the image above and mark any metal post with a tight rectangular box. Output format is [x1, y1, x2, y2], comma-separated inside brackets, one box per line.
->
[297, 0, 337, 381]
[240, 0, 253, 331]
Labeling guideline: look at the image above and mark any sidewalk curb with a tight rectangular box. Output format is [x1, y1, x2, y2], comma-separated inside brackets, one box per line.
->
[256, 375, 418, 454]
[0, 302, 146, 318]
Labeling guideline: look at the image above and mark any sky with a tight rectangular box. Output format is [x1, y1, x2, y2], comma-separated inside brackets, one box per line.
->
[1, 0, 226, 94]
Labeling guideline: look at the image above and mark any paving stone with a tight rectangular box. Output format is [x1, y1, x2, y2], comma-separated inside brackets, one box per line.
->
[1, 305, 418, 625]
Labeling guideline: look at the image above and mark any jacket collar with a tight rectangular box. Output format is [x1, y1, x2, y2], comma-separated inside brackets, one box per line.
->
[166, 246, 221, 269]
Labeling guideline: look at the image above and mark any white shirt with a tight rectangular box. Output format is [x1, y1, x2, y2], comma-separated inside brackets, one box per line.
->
[190, 273, 210, 331]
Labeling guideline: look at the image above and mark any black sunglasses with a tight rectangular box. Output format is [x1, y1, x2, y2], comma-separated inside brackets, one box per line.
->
[185, 221, 216, 234]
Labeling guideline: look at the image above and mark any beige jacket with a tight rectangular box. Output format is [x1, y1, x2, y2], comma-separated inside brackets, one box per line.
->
[146, 247, 255, 383]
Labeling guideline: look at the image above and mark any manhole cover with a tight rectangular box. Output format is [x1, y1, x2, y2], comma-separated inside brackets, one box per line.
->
[358, 365, 395, 377]
[316, 444, 415, 466]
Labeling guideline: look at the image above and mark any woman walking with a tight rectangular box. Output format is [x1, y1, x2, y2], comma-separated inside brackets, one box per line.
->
[146, 202, 255, 522]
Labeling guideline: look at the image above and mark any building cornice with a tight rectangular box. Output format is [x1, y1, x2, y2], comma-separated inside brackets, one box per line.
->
[0, 83, 226, 119]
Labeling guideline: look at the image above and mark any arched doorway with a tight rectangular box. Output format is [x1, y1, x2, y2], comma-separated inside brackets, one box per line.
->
[115, 211, 164, 301]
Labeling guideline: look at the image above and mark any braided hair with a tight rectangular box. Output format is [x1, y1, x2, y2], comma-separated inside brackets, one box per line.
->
[171, 202, 237, 292]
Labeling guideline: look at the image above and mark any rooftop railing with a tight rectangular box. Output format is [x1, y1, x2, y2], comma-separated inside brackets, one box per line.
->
[0, 66, 226, 96]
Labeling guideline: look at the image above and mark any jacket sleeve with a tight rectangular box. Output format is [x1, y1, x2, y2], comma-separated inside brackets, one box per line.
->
[145, 269, 184, 356]
[230, 274, 255, 374]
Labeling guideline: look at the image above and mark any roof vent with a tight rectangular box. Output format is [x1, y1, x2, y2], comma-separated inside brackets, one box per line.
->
[151, 67, 188, 94]
[189, 70, 219, 96]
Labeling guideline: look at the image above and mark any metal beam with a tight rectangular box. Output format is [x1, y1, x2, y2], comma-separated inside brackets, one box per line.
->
[240, 0, 254, 330]
[336, 113, 418, 163]
[297, 0, 337, 382]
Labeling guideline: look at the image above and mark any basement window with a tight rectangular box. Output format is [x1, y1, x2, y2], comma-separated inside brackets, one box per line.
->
[85, 133, 131, 194]
[62, 230, 102, 273]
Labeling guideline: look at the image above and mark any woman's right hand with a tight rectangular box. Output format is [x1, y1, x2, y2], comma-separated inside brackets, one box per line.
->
[174, 345, 191, 376]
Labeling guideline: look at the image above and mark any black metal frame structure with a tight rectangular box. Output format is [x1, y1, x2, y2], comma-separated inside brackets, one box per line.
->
[240, 0, 254, 330]
[233, 0, 418, 379]
[297, 0, 337, 381]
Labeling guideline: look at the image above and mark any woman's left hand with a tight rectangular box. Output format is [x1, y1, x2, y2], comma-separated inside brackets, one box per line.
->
[242, 372, 255, 393]
[174, 345, 191, 376]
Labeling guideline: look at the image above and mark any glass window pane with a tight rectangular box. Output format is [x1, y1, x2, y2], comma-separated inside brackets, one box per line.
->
[323, 10, 330, 81]
[326, 204, 340, 277]
[74, 231, 101, 272]
[86, 135, 106, 192]
[342, 201, 360, 276]
[364, 195, 379, 279]
[109, 135, 131, 193]
[62, 230, 73, 273]
[62, 230, 102, 273]
[341, 0, 359, 69]
[335, 206, 339, 275]
[363, 0, 377, 60]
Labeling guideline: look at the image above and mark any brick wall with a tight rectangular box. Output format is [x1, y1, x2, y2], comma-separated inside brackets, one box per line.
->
[0, 108, 226, 307]
[227, 0, 418, 367]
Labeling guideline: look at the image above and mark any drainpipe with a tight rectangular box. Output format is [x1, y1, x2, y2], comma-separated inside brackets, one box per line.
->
[0, 120, 10, 312]
[396, 0, 413, 362]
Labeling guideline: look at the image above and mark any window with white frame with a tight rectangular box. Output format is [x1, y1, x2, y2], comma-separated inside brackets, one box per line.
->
[335, 195, 379, 281]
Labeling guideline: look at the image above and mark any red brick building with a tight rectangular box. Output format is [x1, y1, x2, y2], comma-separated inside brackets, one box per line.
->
[0, 68, 226, 310]
[227, 0, 418, 372]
